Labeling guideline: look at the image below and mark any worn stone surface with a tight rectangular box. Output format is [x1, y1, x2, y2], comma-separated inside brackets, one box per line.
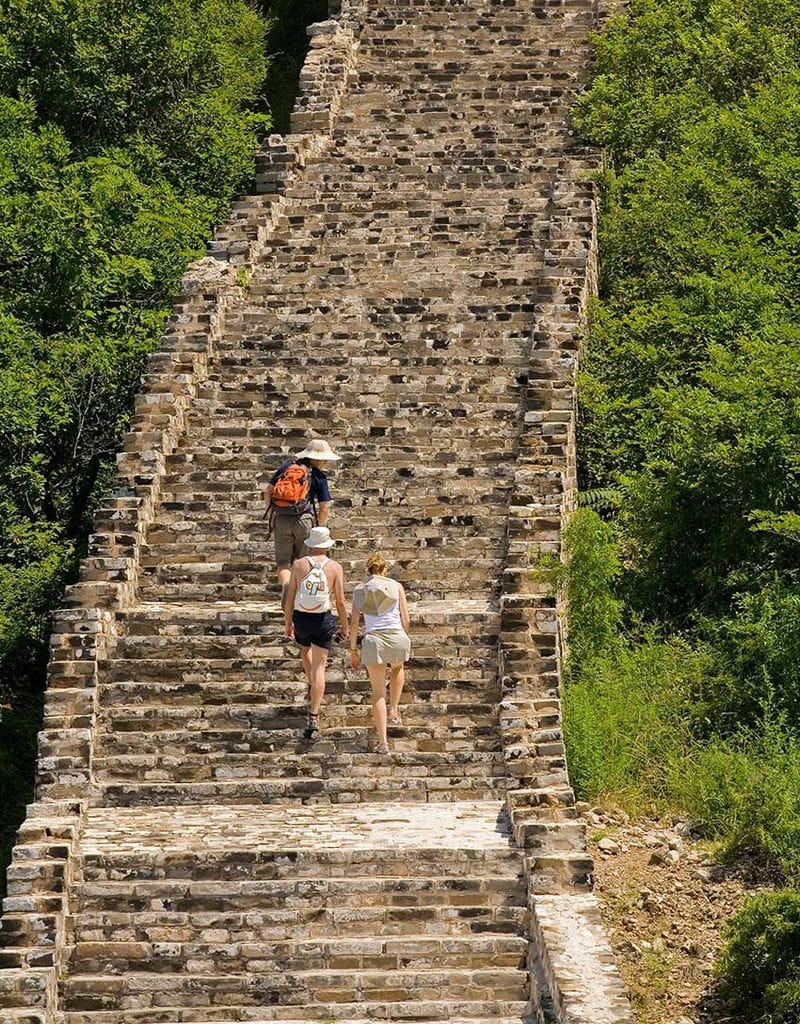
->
[1, 1, 633, 1022]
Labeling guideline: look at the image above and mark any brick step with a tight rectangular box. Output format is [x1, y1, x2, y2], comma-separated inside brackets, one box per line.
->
[134, 583, 498, 603]
[162, 452, 513, 472]
[138, 532, 507, 556]
[100, 650, 493, 677]
[79, 831, 522, 883]
[107, 635, 446, 661]
[138, 522, 506, 545]
[98, 701, 499, 731]
[0, 947, 54, 970]
[66, 934, 528, 975]
[97, 698, 498, 726]
[98, 777, 508, 806]
[136, 567, 502, 591]
[73, 875, 526, 937]
[154, 469, 516, 492]
[101, 656, 493, 684]
[115, 604, 495, 632]
[93, 751, 506, 783]
[211, 349, 530, 370]
[60, 1002, 534, 1023]
[71, 906, 526, 946]
[60, 967, 529, 1012]
[97, 681, 501, 707]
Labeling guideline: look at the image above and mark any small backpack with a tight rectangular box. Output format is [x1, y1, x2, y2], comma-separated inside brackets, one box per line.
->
[295, 557, 331, 613]
[272, 461, 311, 515]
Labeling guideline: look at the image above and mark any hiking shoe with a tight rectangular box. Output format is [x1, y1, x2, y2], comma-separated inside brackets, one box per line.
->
[303, 712, 320, 741]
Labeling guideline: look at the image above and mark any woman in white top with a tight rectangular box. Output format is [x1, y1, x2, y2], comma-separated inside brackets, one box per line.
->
[349, 553, 411, 754]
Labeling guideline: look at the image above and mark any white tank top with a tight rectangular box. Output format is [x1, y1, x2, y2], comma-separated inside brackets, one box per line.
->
[353, 576, 403, 633]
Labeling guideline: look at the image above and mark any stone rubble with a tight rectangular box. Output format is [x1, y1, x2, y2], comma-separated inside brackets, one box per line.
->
[1, 1, 633, 1022]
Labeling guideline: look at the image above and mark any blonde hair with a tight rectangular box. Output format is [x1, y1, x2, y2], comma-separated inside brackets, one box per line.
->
[366, 553, 388, 576]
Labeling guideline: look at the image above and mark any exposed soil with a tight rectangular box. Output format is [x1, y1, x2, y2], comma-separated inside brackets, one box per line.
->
[583, 804, 774, 1024]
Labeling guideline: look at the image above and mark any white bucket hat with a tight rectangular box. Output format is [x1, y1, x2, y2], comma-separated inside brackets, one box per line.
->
[306, 526, 335, 550]
[295, 439, 340, 462]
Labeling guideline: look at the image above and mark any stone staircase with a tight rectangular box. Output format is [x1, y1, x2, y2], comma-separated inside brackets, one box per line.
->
[1, 1, 634, 1022]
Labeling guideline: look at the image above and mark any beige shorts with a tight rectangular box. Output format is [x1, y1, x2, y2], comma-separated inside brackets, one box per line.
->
[273, 512, 314, 571]
[361, 629, 411, 667]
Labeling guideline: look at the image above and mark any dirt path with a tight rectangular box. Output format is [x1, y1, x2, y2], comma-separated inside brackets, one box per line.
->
[584, 805, 768, 1024]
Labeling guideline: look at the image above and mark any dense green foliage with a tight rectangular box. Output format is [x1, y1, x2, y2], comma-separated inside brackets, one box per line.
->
[716, 890, 800, 1023]
[565, 0, 800, 1012]
[0, 0, 322, 889]
[568, 0, 800, 856]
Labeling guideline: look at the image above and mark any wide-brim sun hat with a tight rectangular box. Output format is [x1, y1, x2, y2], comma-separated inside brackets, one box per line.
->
[295, 439, 341, 462]
[306, 526, 335, 549]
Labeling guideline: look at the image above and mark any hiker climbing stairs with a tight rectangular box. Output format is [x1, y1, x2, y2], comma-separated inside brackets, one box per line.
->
[1, 1, 634, 1022]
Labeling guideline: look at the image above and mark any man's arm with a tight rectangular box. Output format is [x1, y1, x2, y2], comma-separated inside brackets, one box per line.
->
[333, 564, 349, 641]
[316, 501, 332, 526]
[263, 482, 274, 507]
[284, 563, 299, 636]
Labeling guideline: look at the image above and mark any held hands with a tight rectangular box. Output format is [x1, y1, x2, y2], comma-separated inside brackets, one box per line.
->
[349, 649, 361, 671]
[285, 621, 294, 639]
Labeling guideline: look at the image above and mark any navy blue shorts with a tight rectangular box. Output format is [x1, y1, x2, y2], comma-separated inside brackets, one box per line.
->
[293, 611, 338, 650]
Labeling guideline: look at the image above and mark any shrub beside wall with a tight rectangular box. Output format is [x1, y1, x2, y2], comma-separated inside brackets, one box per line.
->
[566, 0, 800, 1012]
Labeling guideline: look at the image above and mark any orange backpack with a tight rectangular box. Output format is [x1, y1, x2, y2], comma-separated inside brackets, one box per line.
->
[271, 462, 312, 515]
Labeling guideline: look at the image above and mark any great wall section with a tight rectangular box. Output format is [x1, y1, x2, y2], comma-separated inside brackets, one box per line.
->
[0, 1, 636, 1021]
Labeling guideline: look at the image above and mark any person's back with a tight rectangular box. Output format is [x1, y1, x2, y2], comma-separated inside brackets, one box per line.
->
[284, 527, 348, 740]
[264, 439, 339, 605]
[353, 576, 404, 633]
[349, 554, 412, 754]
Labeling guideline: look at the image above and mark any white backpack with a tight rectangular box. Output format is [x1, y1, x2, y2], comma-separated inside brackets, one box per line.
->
[295, 557, 332, 613]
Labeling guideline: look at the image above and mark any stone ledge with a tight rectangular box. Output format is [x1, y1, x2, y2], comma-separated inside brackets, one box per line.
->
[533, 894, 636, 1023]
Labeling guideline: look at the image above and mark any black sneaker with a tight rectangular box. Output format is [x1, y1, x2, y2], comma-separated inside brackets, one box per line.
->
[303, 713, 320, 740]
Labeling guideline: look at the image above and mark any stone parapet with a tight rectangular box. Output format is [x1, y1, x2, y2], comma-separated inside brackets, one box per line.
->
[498, 149, 634, 1019]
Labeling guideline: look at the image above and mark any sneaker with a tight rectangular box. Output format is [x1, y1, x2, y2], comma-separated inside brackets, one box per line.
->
[303, 712, 320, 741]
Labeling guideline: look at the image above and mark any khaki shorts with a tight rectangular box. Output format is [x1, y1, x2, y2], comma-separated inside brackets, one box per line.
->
[274, 512, 314, 571]
[362, 629, 411, 667]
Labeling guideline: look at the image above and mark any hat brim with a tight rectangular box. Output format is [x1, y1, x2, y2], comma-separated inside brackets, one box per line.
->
[295, 449, 341, 461]
[308, 538, 335, 549]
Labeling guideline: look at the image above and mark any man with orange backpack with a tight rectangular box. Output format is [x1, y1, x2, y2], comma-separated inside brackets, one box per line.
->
[264, 438, 340, 606]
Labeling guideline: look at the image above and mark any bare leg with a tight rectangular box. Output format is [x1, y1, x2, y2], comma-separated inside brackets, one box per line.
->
[367, 663, 389, 751]
[388, 663, 405, 722]
[308, 644, 329, 716]
[278, 568, 291, 610]
[300, 646, 313, 690]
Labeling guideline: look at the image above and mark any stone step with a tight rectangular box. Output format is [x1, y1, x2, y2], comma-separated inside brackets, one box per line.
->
[97, 716, 500, 747]
[100, 657, 493, 686]
[98, 777, 508, 806]
[73, 875, 526, 939]
[117, 600, 497, 629]
[66, 934, 528, 975]
[61, 967, 530, 1012]
[136, 554, 505, 580]
[112, 620, 497, 650]
[134, 583, 498, 603]
[96, 680, 500, 708]
[93, 751, 506, 784]
[97, 700, 498, 729]
[61, 1002, 534, 1023]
